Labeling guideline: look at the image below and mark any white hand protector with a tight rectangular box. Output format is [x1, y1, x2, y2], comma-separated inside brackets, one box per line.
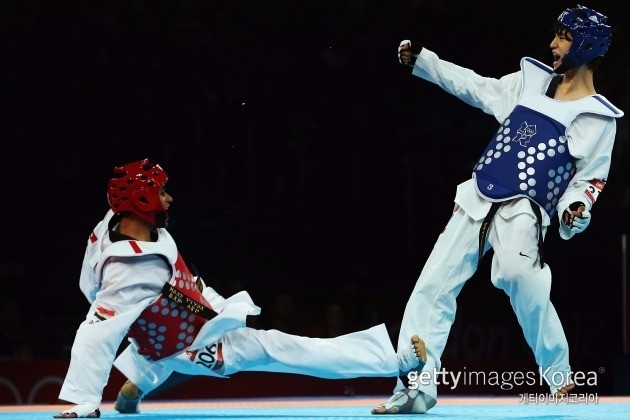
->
[54, 402, 100, 418]
[570, 210, 591, 233]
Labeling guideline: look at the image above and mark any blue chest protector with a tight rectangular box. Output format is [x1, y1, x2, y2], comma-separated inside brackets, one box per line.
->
[473, 58, 621, 217]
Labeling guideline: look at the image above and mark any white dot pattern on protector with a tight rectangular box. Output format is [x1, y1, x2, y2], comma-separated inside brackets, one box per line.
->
[478, 122, 575, 211]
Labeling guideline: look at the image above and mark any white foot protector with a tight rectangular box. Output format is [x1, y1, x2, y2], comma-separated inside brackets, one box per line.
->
[53, 402, 100, 418]
[372, 389, 437, 414]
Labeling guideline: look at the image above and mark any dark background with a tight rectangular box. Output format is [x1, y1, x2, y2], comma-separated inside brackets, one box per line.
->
[1, 0, 628, 395]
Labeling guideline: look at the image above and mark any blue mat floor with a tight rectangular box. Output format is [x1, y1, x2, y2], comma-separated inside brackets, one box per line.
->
[2, 396, 629, 419]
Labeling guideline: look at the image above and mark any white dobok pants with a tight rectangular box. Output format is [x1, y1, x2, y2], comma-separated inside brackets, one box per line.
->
[394, 203, 571, 400]
[114, 324, 399, 395]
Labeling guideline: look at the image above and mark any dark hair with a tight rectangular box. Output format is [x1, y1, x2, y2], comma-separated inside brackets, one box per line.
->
[552, 23, 573, 42]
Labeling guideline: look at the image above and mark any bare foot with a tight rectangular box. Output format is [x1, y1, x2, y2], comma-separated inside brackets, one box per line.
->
[411, 335, 427, 363]
[397, 334, 427, 375]
[372, 405, 398, 414]
[120, 380, 140, 399]
[556, 383, 575, 396]
[115, 380, 144, 414]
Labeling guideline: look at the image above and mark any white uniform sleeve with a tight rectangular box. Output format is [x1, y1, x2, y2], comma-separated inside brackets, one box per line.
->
[58, 255, 170, 405]
[96, 255, 170, 313]
[557, 114, 616, 239]
[412, 48, 523, 123]
[202, 285, 227, 310]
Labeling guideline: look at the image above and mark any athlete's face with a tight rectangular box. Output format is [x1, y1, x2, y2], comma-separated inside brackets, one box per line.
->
[160, 185, 173, 211]
[159, 184, 173, 227]
[550, 30, 573, 71]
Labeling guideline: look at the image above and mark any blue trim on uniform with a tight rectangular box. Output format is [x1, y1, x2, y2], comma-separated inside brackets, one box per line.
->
[592, 95, 621, 115]
[524, 58, 553, 74]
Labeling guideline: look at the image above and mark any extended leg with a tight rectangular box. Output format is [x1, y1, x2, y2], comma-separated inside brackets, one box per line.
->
[220, 323, 399, 378]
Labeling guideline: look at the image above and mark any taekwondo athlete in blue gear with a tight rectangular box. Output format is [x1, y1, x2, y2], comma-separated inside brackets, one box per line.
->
[372, 4, 623, 415]
[472, 56, 619, 217]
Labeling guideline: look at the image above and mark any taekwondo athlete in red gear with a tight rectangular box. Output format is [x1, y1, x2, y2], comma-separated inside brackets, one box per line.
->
[55, 159, 426, 418]
[372, 5, 623, 415]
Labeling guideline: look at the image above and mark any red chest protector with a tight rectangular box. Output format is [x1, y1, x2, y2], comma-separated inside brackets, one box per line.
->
[127, 253, 215, 361]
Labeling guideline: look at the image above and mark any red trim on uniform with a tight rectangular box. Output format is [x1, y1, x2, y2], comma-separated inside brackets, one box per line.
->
[585, 189, 595, 204]
[89, 232, 98, 243]
[589, 179, 606, 190]
[129, 240, 143, 253]
[212, 342, 225, 371]
[217, 343, 223, 363]
[186, 349, 199, 362]
[97, 306, 116, 317]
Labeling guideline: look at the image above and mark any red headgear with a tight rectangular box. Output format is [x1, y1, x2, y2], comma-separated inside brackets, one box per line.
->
[107, 159, 169, 228]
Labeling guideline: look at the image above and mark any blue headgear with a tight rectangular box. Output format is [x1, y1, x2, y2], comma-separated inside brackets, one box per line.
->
[556, 5, 611, 72]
